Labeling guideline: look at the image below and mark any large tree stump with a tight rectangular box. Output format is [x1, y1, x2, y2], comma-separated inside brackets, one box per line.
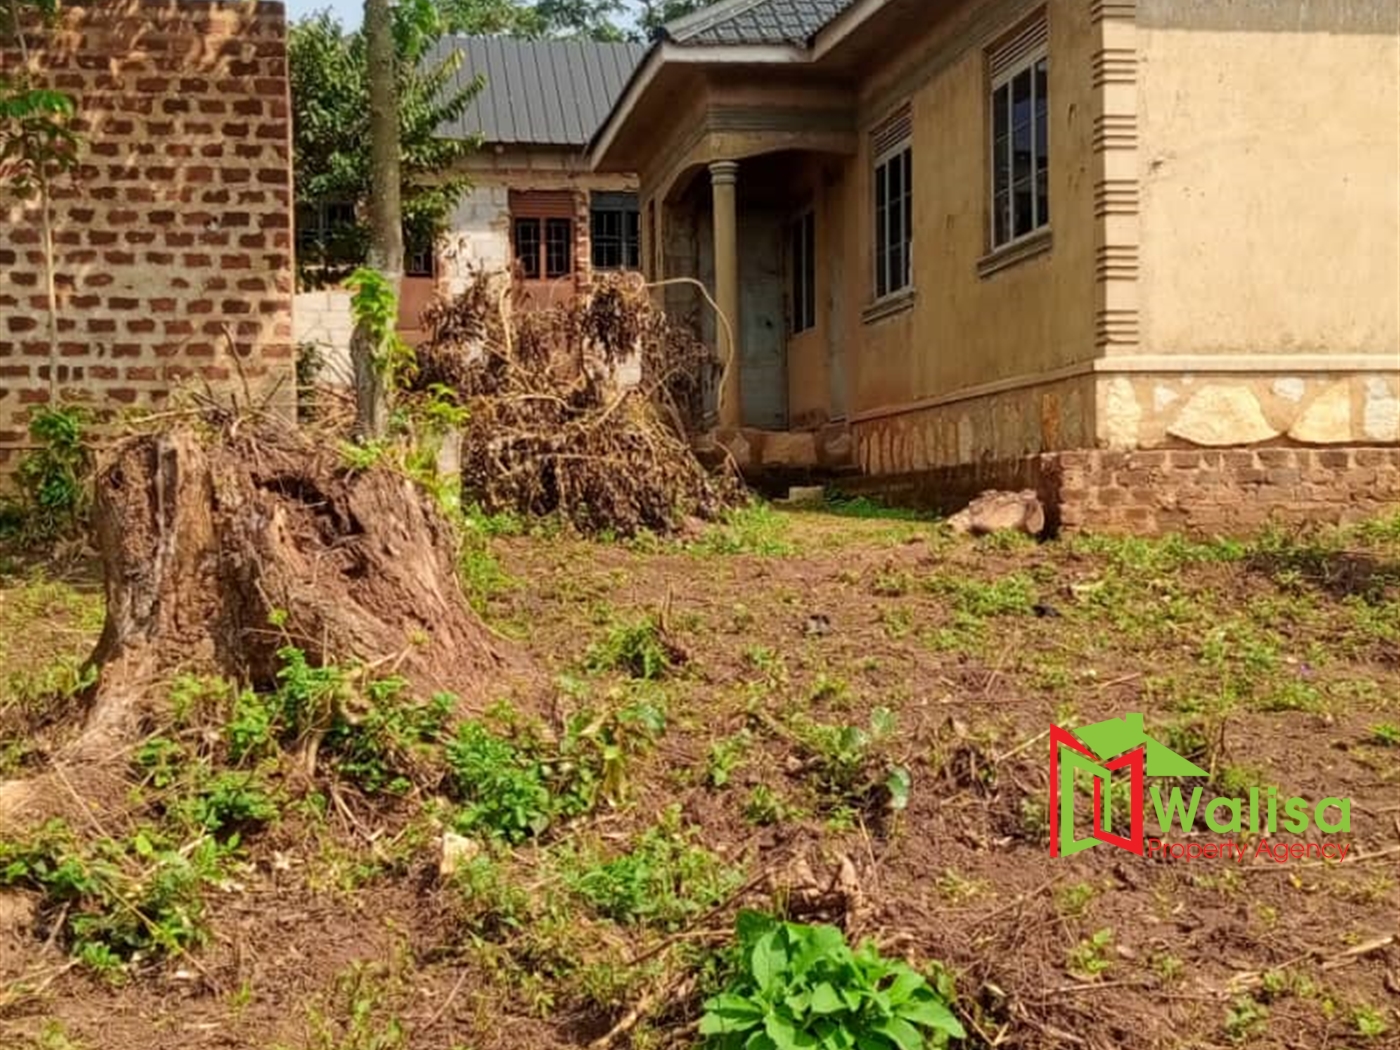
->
[1, 423, 514, 827]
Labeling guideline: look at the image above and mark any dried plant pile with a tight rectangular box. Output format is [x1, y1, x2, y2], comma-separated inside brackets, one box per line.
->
[415, 273, 740, 537]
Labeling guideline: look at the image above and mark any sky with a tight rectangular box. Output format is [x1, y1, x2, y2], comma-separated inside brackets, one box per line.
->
[285, 0, 650, 31]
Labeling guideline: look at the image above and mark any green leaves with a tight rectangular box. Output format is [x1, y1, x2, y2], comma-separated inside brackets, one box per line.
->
[701, 914, 966, 1050]
[0, 81, 79, 197]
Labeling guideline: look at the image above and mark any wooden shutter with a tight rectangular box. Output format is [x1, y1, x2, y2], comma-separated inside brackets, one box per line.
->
[509, 190, 575, 219]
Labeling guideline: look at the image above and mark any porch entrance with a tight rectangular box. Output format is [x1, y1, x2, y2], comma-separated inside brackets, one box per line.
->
[739, 211, 788, 430]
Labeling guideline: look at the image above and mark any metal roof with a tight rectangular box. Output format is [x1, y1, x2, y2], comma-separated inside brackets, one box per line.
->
[662, 0, 858, 46]
[428, 36, 647, 147]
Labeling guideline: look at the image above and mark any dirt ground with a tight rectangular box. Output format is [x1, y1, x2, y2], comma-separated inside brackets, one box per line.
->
[1, 506, 1398, 1050]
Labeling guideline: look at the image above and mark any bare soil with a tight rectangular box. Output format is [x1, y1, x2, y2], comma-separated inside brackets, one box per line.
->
[2, 509, 1398, 1050]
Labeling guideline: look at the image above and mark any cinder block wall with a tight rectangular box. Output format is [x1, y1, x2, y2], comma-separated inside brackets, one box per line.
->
[0, 0, 295, 469]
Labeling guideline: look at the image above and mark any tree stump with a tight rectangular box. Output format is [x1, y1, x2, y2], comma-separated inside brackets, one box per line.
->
[1, 423, 514, 827]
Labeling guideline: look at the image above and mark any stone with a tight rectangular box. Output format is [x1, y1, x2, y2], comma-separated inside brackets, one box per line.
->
[820, 428, 853, 466]
[721, 430, 753, 470]
[1166, 385, 1279, 447]
[440, 831, 482, 879]
[947, 489, 1046, 538]
[1288, 381, 1351, 444]
[762, 431, 818, 469]
[785, 485, 826, 506]
[1102, 377, 1142, 449]
[1363, 378, 1400, 441]
[1153, 385, 1180, 413]
[1272, 377, 1307, 403]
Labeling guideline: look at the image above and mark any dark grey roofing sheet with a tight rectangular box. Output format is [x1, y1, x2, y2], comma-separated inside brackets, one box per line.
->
[663, 0, 858, 46]
[428, 36, 647, 146]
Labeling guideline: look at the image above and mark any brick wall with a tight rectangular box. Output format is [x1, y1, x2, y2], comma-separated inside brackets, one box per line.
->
[839, 447, 1400, 536]
[0, 0, 294, 468]
[1051, 448, 1400, 535]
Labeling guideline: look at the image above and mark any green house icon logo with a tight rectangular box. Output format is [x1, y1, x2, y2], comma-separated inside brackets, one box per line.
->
[1049, 714, 1206, 858]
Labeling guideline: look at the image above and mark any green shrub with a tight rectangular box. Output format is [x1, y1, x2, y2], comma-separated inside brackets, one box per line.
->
[585, 617, 679, 680]
[2, 407, 91, 540]
[447, 720, 555, 842]
[701, 912, 964, 1050]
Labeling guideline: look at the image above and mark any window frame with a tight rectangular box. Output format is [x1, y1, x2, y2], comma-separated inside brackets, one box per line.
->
[872, 139, 913, 302]
[788, 208, 817, 335]
[589, 192, 641, 272]
[511, 215, 576, 280]
[988, 23, 1050, 252]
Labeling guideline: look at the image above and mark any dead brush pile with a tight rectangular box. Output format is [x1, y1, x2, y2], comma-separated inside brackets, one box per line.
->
[414, 272, 741, 536]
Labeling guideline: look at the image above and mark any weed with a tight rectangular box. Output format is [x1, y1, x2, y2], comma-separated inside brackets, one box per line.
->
[564, 808, 742, 929]
[0, 407, 91, 541]
[789, 708, 909, 813]
[821, 495, 931, 521]
[927, 573, 1038, 618]
[934, 869, 988, 904]
[1353, 1003, 1390, 1039]
[706, 730, 752, 788]
[1367, 722, 1400, 747]
[0, 820, 234, 972]
[585, 617, 679, 680]
[1224, 995, 1269, 1044]
[1150, 953, 1184, 984]
[700, 912, 964, 1050]
[446, 720, 554, 843]
[1067, 928, 1115, 980]
[1055, 881, 1098, 919]
[693, 502, 794, 557]
[292, 959, 409, 1050]
[458, 537, 514, 613]
[743, 784, 801, 826]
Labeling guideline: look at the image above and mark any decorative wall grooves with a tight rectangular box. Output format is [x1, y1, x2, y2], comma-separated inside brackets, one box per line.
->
[1089, 0, 1141, 354]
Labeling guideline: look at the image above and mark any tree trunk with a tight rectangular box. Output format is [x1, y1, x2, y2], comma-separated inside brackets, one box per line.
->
[354, 0, 403, 440]
[0, 423, 516, 829]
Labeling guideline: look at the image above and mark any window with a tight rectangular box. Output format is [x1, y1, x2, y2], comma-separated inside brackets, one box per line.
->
[295, 201, 358, 269]
[872, 107, 913, 300]
[990, 17, 1049, 249]
[512, 217, 574, 279]
[590, 192, 640, 270]
[789, 209, 816, 334]
[510, 191, 578, 280]
[405, 227, 435, 277]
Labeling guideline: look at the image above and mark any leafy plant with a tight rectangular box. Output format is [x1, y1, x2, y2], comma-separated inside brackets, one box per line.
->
[565, 808, 741, 929]
[585, 617, 680, 680]
[447, 720, 554, 842]
[700, 912, 965, 1050]
[1067, 928, 1115, 980]
[790, 708, 910, 813]
[3, 407, 91, 540]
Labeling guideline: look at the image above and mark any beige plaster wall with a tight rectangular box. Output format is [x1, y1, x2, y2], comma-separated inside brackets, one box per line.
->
[838, 0, 1100, 454]
[1135, 4, 1400, 359]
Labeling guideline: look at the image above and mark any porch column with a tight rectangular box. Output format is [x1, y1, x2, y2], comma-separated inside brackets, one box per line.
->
[710, 160, 741, 428]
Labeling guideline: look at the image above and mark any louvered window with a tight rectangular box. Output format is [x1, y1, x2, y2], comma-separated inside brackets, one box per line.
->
[871, 105, 913, 299]
[989, 14, 1050, 249]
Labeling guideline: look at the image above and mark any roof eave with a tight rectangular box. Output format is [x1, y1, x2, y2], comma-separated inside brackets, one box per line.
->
[588, 40, 810, 171]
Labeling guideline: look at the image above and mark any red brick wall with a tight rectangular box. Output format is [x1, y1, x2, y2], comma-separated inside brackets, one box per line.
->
[838, 447, 1400, 536]
[0, 0, 294, 468]
[1051, 448, 1400, 535]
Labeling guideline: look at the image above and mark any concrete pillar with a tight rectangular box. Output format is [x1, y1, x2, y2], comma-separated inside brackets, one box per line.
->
[710, 160, 741, 428]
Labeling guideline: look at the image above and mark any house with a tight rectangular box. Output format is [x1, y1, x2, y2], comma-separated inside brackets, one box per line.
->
[589, 0, 1400, 530]
[294, 36, 647, 372]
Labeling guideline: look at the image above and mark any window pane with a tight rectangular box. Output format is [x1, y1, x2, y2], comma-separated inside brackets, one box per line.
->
[1012, 68, 1032, 129]
[993, 83, 1009, 141]
[624, 210, 640, 269]
[994, 190, 1011, 246]
[1013, 177, 1034, 239]
[545, 218, 572, 278]
[875, 159, 889, 299]
[513, 218, 541, 279]
[1037, 169, 1050, 228]
[902, 150, 912, 288]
